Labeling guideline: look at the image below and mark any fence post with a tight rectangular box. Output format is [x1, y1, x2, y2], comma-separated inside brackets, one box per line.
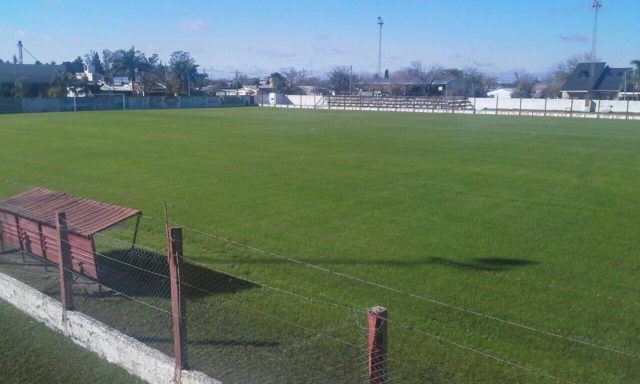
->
[300, 94, 303, 109]
[368, 306, 388, 384]
[569, 98, 573, 118]
[472, 97, 476, 115]
[168, 226, 188, 373]
[544, 98, 548, 117]
[56, 212, 74, 312]
[495, 95, 499, 115]
[596, 99, 601, 119]
[122, 94, 126, 111]
[519, 97, 523, 116]
[626, 99, 630, 120]
[73, 97, 77, 113]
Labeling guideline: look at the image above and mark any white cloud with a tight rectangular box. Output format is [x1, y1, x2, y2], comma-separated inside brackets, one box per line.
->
[181, 19, 206, 32]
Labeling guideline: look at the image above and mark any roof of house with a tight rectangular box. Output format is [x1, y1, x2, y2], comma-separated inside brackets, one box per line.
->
[594, 67, 633, 91]
[561, 62, 630, 92]
[0, 63, 65, 84]
[0, 188, 141, 236]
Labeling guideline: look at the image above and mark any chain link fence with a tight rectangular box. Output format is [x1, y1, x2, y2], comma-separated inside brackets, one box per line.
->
[0, 95, 251, 115]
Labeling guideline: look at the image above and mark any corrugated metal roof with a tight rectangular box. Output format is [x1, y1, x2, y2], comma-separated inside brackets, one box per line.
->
[0, 188, 141, 236]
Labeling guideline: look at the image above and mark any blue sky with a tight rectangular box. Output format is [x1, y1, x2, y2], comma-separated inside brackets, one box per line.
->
[0, 0, 638, 79]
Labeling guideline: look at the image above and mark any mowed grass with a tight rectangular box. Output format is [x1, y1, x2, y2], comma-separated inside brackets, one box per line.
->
[0, 300, 143, 384]
[0, 108, 639, 383]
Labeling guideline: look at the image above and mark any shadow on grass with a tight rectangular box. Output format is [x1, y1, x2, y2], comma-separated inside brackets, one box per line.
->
[96, 247, 258, 299]
[427, 257, 537, 272]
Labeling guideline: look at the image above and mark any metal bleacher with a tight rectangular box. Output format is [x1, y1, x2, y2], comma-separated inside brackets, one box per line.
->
[325, 95, 474, 112]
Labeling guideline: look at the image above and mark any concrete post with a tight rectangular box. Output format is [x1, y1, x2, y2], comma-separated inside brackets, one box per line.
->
[368, 306, 388, 384]
[56, 212, 74, 312]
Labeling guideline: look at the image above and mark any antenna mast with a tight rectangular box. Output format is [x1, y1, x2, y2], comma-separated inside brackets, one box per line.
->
[591, 0, 602, 61]
[377, 17, 384, 78]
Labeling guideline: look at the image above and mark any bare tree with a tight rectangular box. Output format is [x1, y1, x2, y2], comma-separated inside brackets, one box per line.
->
[281, 67, 305, 89]
[543, 53, 592, 97]
[512, 72, 538, 98]
[408, 61, 445, 91]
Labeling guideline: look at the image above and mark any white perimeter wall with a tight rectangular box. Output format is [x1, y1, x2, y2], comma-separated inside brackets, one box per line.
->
[260, 93, 640, 114]
[0, 272, 221, 384]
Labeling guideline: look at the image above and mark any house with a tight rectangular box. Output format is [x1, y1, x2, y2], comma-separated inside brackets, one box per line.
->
[561, 62, 632, 100]
[487, 88, 514, 99]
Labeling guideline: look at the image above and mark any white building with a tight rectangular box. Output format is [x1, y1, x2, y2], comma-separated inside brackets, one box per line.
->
[487, 88, 515, 99]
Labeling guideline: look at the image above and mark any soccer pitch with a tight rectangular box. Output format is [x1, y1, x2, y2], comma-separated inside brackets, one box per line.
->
[0, 108, 638, 383]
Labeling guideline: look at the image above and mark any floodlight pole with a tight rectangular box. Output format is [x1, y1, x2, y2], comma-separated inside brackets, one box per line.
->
[591, 0, 602, 62]
[377, 17, 384, 78]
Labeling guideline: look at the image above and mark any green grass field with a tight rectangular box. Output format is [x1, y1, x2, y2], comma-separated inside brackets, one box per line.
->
[0, 300, 143, 383]
[0, 108, 638, 383]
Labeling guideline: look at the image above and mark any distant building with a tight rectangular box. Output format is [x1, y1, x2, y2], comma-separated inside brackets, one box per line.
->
[561, 62, 632, 100]
[487, 88, 514, 99]
[0, 62, 64, 85]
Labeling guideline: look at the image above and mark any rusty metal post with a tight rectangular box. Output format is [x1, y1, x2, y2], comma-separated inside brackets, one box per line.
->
[168, 226, 188, 371]
[368, 306, 388, 384]
[56, 212, 74, 311]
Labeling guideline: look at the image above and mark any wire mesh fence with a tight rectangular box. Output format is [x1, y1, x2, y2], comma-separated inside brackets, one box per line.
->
[0, 95, 251, 115]
[0, 181, 637, 383]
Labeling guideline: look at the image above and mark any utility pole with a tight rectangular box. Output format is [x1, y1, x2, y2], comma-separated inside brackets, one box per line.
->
[377, 17, 384, 78]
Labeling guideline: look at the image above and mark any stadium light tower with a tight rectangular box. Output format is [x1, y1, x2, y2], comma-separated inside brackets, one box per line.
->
[377, 17, 384, 78]
[17, 41, 23, 64]
[591, 0, 602, 61]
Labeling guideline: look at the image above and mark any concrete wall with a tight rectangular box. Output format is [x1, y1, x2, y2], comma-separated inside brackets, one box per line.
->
[467, 98, 640, 114]
[0, 272, 220, 384]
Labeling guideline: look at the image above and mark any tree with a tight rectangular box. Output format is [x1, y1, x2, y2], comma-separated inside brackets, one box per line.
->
[110, 47, 153, 95]
[63, 56, 84, 74]
[453, 67, 498, 97]
[384, 69, 389, 79]
[269, 72, 287, 93]
[407, 62, 445, 95]
[48, 71, 72, 98]
[327, 67, 355, 94]
[84, 51, 104, 74]
[168, 51, 199, 95]
[543, 53, 592, 98]
[13, 77, 37, 98]
[512, 72, 538, 98]
[281, 67, 305, 91]
[102, 49, 115, 73]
